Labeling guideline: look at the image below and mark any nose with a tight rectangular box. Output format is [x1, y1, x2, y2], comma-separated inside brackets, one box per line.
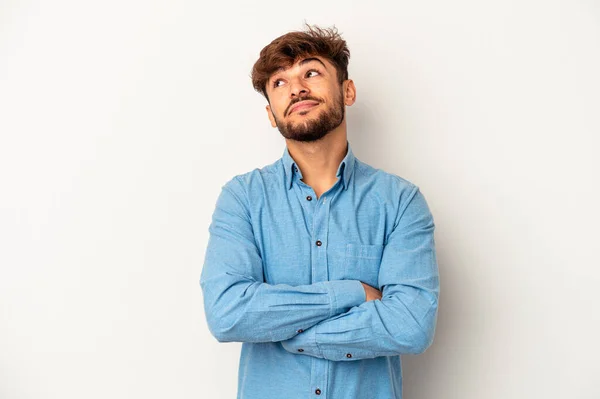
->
[289, 78, 309, 98]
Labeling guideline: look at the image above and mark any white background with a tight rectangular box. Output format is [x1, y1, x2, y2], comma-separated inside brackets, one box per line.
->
[1, 1, 599, 398]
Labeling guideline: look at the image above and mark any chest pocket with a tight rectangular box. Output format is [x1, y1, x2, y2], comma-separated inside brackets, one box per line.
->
[329, 243, 384, 288]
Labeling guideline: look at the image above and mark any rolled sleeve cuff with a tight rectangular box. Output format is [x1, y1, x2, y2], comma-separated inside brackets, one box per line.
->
[326, 280, 366, 316]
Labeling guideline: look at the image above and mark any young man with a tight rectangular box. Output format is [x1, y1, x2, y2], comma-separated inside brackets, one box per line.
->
[200, 24, 439, 399]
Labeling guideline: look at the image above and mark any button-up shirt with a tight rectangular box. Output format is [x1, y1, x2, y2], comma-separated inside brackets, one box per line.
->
[200, 140, 439, 398]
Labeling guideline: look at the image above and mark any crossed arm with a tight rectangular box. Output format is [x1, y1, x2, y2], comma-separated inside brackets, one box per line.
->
[200, 177, 439, 359]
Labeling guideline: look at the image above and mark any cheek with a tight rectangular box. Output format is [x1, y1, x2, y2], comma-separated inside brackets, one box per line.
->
[268, 95, 285, 111]
[274, 104, 286, 118]
[313, 83, 337, 103]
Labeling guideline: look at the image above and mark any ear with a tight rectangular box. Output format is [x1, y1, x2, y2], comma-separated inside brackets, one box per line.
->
[266, 104, 277, 128]
[343, 79, 356, 106]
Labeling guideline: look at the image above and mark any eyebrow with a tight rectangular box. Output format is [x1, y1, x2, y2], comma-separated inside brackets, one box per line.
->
[271, 57, 327, 82]
[298, 57, 327, 69]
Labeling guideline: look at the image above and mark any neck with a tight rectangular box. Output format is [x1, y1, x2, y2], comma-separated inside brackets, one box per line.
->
[285, 122, 348, 197]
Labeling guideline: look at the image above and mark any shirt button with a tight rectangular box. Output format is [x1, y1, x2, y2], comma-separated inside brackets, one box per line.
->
[315, 388, 321, 395]
[297, 348, 304, 352]
[297, 329, 304, 333]
[294, 166, 298, 172]
[306, 195, 312, 201]
[346, 353, 352, 358]
[315, 240, 322, 246]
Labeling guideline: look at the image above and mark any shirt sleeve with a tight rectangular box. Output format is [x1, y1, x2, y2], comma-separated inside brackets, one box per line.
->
[200, 176, 366, 343]
[280, 185, 439, 360]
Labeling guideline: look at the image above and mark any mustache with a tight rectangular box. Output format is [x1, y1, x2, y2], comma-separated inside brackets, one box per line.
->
[285, 96, 322, 116]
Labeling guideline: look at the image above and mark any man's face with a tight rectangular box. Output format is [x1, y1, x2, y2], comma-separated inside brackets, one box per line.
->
[265, 56, 351, 142]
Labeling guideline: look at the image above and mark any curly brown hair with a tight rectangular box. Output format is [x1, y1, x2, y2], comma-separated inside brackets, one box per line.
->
[250, 23, 350, 102]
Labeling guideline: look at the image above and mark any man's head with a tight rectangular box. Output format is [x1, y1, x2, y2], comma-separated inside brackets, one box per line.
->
[250, 24, 356, 142]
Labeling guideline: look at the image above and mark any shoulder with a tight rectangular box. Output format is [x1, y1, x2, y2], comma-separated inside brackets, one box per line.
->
[357, 160, 434, 230]
[354, 158, 420, 205]
[220, 157, 281, 197]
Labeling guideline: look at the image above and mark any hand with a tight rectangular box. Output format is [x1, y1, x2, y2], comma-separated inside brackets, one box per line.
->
[360, 282, 382, 302]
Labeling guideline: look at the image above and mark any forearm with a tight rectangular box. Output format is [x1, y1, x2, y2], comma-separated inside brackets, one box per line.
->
[279, 282, 438, 360]
[201, 277, 366, 343]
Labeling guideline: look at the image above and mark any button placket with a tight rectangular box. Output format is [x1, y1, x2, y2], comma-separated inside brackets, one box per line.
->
[307, 172, 338, 399]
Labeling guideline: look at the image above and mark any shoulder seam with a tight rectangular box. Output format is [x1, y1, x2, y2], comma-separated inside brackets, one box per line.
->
[221, 176, 250, 221]
[395, 184, 419, 226]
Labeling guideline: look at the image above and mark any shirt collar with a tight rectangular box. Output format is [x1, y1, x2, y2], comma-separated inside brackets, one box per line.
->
[281, 140, 356, 191]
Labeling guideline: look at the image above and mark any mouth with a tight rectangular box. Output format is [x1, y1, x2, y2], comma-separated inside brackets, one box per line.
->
[289, 101, 320, 115]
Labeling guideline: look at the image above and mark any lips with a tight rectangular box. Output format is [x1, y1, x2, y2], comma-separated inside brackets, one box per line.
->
[289, 100, 320, 115]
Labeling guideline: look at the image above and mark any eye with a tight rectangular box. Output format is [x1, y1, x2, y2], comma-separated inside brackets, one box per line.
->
[306, 69, 320, 78]
[273, 79, 284, 88]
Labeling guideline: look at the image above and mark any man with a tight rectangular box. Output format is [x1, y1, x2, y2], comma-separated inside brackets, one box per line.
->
[200, 24, 439, 399]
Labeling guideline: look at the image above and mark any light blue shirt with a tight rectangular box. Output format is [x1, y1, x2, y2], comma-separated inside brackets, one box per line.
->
[200, 140, 439, 398]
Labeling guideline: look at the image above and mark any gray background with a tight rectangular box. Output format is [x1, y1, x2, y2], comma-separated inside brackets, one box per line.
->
[1, 0, 599, 398]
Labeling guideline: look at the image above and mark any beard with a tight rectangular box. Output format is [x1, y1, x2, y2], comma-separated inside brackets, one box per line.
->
[272, 89, 345, 142]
